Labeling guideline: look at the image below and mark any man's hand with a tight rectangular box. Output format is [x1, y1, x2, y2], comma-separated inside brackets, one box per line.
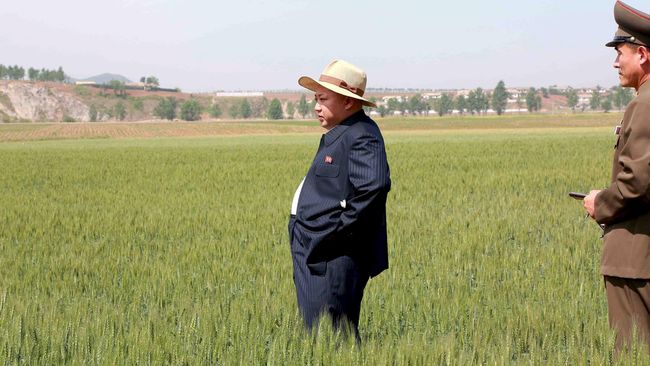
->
[584, 190, 601, 219]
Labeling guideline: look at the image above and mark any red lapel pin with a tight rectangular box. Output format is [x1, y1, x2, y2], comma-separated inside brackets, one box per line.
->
[325, 155, 333, 164]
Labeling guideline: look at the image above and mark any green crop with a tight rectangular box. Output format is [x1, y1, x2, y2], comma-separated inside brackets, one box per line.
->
[0, 121, 647, 364]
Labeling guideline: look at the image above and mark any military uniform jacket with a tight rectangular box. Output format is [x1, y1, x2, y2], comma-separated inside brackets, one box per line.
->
[597, 81, 650, 279]
[291, 110, 391, 278]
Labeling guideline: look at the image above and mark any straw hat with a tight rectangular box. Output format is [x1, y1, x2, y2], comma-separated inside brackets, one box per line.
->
[298, 59, 376, 108]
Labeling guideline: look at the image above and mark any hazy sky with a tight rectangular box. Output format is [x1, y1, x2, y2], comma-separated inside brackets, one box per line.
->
[0, 0, 636, 92]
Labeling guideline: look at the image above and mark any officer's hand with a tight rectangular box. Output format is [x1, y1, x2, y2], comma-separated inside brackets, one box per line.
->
[584, 190, 600, 219]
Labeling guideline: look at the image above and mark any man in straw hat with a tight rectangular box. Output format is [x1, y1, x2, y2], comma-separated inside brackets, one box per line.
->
[288, 59, 391, 339]
[584, 0, 650, 354]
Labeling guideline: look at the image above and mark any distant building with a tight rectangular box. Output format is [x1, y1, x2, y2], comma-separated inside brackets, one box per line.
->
[216, 91, 264, 97]
[422, 92, 441, 100]
[381, 95, 404, 103]
[126, 82, 145, 89]
[75, 81, 96, 86]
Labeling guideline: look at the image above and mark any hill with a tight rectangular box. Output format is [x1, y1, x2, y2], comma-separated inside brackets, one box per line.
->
[0, 80, 196, 122]
[79, 73, 131, 85]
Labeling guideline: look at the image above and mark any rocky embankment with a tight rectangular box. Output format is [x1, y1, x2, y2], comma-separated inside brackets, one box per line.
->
[0, 81, 90, 122]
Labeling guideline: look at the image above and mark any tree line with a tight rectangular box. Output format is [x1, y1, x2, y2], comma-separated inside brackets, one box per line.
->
[151, 96, 289, 121]
[149, 81, 634, 122]
[371, 81, 515, 117]
[369, 81, 634, 117]
[586, 86, 634, 112]
[0, 64, 66, 82]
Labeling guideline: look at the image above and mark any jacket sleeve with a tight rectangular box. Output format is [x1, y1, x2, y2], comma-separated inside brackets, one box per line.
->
[595, 100, 650, 225]
[335, 131, 390, 235]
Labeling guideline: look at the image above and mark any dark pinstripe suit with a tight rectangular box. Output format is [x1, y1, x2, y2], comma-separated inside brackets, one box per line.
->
[289, 110, 390, 334]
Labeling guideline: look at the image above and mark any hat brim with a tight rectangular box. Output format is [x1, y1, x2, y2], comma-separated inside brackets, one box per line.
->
[606, 28, 636, 47]
[606, 39, 626, 47]
[298, 76, 377, 108]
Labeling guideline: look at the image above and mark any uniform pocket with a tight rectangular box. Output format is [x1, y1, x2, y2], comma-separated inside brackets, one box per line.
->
[315, 163, 339, 178]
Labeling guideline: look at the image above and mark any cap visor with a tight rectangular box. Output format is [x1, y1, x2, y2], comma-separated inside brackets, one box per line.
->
[605, 39, 625, 47]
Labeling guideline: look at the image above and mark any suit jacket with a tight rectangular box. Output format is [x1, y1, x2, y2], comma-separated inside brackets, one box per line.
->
[596, 81, 650, 279]
[292, 110, 391, 277]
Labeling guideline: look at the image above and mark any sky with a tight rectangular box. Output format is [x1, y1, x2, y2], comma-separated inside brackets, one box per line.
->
[0, 0, 637, 92]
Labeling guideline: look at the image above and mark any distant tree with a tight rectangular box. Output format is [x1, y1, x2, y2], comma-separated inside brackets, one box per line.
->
[297, 94, 310, 118]
[0, 64, 5, 79]
[6, 65, 15, 80]
[38, 68, 49, 81]
[153, 97, 177, 120]
[515, 93, 524, 113]
[408, 94, 425, 115]
[424, 99, 434, 116]
[250, 97, 268, 118]
[56, 66, 65, 82]
[491, 80, 509, 115]
[267, 98, 283, 120]
[612, 86, 634, 110]
[602, 95, 613, 113]
[89, 105, 98, 122]
[536, 95, 542, 111]
[471, 88, 489, 115]
[376, 105, 388, 117]
[589, 89, 601, 111]
[525, 88, 540, 113]
[145, 76, 159, 87]
[30, 67, 63, 82]
[228, 103, 240, 118]
[467, 90, 477, 115]
[455, 95, 467, 115]
[387, 98, 401, 115]
[480, 90, 490, 114]
[239, 98, 252, 119]
[547, 87, 559, 95]
[132, 98, 144, 112]
[566, 88, 579, 112]
[468, 88, 489, 115]
[286, 101, 295, 119]
[180, 99, 202, 121]
[27, 67, 38, 81]
[140, 76, 146, 83]
[399, 99, 408, 115]
[7, 65, 25, 80]
[108, 80, 126, 97]
[540, 87, 549, 98]
[114, 101, 127, 121]
[435, 93, 454, 116]
[209, 103, 222, 118]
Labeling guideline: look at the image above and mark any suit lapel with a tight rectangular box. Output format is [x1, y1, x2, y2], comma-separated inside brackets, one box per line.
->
[323, 110, 366, 146]
[324, 124, 349, 146]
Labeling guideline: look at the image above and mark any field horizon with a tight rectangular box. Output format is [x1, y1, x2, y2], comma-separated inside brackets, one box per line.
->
[0, 112, 625, 143]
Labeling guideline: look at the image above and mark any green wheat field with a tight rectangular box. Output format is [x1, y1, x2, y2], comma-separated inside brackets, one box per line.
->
[2, 114, 649, 364]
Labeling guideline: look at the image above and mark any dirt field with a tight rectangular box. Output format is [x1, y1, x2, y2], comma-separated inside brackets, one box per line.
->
[0, 120, 324, 142]
[0, 113, 623, 142]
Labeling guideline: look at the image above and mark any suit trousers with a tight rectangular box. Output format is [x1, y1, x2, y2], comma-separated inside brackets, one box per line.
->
[289, 217, 369, 337]
[605, 276, 650, 354]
